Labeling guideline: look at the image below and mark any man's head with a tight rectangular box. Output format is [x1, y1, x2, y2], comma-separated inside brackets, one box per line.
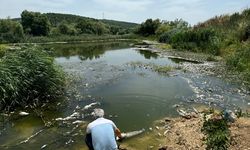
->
[93, 108, 104, 118]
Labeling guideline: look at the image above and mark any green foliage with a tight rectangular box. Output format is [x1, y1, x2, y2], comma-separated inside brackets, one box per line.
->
[0, 47, 65, 111]
[170, 28, 220, 55]
[75, 20, 108, 35]
[136, 19, 161, 36]
[202, 115, 230, 150]
[0, 45, 7, 57]
[0, 19, 24, 43]
[58, 21, 77, 35]
[45, 13, 136, 35]
[154, 65, 172, 73]
[21, 10, 51, 36]
[24, 34, 134, 43]
[226, 43, 250, 83]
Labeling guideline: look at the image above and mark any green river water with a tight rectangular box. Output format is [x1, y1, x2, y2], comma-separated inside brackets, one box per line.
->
[0, 42, 249, 149]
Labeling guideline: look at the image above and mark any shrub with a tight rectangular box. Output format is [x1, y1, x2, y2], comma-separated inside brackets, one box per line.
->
[0, 47, 65, 111]
[0, 45, 7, 57]
[169, 28, 220, 55]
[0, 19, 24, 43]
[202, 114, 230, 150]
[135, 19, 161, 36]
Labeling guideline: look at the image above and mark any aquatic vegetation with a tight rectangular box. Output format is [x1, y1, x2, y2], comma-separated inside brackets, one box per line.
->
[154, 65, 172, 73]
[0, 46, 65, 111]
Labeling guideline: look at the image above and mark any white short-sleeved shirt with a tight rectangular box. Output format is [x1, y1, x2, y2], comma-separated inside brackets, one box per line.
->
[86, 118, 118, 150]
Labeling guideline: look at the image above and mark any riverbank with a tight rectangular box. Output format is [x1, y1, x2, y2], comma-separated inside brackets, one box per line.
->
[134, 41, 250, 90]
[119, 106, 250, 150]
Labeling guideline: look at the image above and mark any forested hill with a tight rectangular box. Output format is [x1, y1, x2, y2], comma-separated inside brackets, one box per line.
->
[100, 19, 138, 29]
[13, 12, 138, 29]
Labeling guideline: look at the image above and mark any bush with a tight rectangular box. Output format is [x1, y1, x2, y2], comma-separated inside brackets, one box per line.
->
[0, 47, 65, 111]
[169, 28, 220, 55]
[0, 45, 7, 57]
[202, 114, 230, 150]
[135, 19, 161, 36]
[0, 19, 24, 43]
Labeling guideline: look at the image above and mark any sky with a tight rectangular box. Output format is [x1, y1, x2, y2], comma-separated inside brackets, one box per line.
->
[0, 0, 250, 25]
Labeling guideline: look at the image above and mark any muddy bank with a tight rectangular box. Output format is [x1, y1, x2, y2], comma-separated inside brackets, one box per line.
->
[134, 42, 250, 90]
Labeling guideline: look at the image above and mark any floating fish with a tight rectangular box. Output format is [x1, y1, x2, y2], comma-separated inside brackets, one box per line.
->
[83, 102, 100, 110]
[19, 111, 29, 116]
[118, 128, 145, 140]
[55, 112, 80, 121]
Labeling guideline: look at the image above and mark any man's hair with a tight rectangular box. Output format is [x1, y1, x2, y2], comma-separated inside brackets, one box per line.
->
[93, 108, 104, 118]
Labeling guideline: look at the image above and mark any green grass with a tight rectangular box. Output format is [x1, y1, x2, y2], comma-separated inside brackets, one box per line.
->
[0, 44, 7, 57]
[154, 65, 172, 73]
[0, 46, 65, 111]
[23, 34, 136, 43]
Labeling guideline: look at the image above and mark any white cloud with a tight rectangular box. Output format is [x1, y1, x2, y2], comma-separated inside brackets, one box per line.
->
[92, 0, 153, 12]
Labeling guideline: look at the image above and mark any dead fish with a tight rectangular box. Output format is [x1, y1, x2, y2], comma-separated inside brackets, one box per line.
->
[19, 111, 29, 116]
[55, 112, 80, 121]
[72, 120, 85, 124]
[177, 109, 188, 116]
[83, 102, 100, 110]
[119, 128, 145, 139]
[41, 144, 47, 149]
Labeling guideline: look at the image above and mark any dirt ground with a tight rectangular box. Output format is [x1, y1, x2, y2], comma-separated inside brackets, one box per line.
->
[157, 116, 250, 150]
[230, 118, 250, 150]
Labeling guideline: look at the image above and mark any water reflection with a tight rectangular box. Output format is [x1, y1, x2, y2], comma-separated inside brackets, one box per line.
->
[168, 57, 201, 64]
[44, 42, 131, 60]
[137, 50, 158, 59]
[44, 42, 162, 61]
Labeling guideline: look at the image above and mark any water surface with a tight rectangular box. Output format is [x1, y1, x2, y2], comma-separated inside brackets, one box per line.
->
[0, 42, 249, 149]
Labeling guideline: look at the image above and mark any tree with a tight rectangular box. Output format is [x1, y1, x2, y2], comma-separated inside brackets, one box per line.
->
[136, 19, 161, 36]
[21, 10, 51, 36]
[75, 20, 108, 35]
[0, 19, 24, 43]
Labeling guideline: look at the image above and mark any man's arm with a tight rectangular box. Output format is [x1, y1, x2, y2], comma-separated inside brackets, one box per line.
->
[115, 128, 122, 139]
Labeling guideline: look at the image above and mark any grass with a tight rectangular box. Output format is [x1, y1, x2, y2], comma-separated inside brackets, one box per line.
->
[0, 46, 65, 111]
[156, 43, 172, 50]
[23, 34, 136, 43]
[154, 65, 172, 73]
[0, 44, 7, 57]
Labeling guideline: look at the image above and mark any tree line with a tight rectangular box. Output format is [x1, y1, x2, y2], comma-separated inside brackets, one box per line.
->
[0, 10, 137, 43]
[135, 8, 250, 86]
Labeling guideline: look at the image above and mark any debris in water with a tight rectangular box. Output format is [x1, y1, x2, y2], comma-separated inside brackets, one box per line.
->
[223, 110, 237, 123]
[66, 139, 74, 145]
[172, 104, 180, 108]
[19, 111, 29, 116]
[19, 129, 44, 144]
[41, 144, 47, 149]
[76, 105, 80, 109]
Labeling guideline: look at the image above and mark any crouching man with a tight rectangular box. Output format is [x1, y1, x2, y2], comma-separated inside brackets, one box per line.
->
[85, 108, 122, 150]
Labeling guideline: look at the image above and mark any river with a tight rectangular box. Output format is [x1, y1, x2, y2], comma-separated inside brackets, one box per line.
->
[0, 42, 249, 149]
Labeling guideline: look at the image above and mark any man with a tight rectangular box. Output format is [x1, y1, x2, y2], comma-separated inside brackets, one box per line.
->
[85, 108, 122, 150]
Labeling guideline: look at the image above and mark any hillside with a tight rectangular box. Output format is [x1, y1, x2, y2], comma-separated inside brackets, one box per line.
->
[12, 12, 138, 29]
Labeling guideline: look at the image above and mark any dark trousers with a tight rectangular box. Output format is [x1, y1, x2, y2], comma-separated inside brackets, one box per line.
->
[85, 133, 94, 150]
